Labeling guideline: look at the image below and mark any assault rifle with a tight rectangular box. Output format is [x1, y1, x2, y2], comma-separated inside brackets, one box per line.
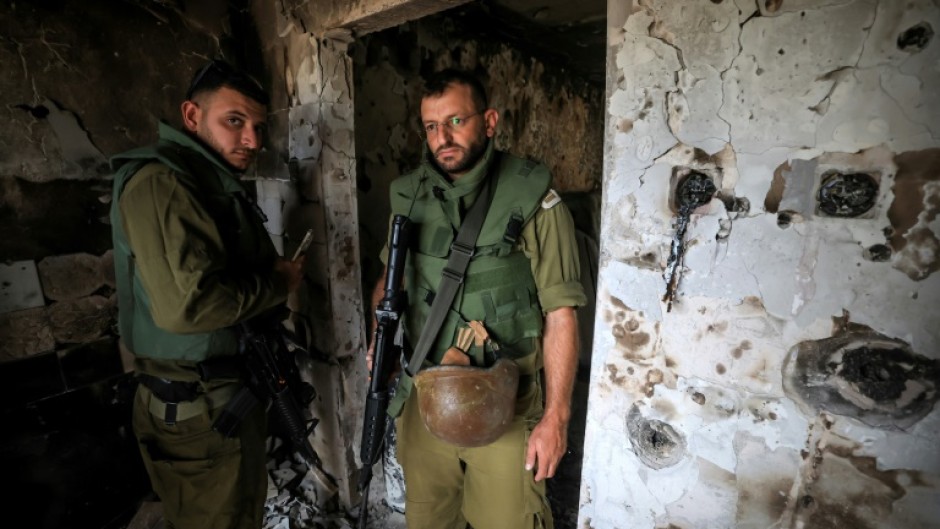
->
[209, 311, 320, 469]
[210, 229, 320, 469]
[358, 214, 411, 529]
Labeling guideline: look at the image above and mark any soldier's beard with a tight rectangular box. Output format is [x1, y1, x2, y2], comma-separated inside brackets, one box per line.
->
[433, 133, 488, 178]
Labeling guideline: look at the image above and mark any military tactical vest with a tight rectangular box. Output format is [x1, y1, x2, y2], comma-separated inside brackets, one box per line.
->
[389, 152, 551, 374]
[110, 124, 276, 366]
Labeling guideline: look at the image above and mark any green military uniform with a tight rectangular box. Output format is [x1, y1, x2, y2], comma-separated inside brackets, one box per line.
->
[110, 122, 287, 529]
[382, 141, 586, 529]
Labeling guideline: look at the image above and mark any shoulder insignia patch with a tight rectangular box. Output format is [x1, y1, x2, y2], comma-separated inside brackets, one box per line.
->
[541, 189, 562, 209]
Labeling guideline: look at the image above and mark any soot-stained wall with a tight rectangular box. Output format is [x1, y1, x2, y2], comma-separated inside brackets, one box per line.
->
[580, 1, 940, 528]
[0, 1, 263, 527]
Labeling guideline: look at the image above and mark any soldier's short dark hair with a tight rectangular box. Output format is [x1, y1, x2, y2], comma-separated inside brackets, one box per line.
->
[185, 59, 270, 106]
[422, 69, 488, 112]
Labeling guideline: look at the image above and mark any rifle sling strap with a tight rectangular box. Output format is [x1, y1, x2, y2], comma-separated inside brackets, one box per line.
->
[406, 157, 499, 378]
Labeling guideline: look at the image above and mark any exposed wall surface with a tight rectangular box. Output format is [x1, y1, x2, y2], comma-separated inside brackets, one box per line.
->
[0, 1, 237, 527]
[580, 1, 940, 528]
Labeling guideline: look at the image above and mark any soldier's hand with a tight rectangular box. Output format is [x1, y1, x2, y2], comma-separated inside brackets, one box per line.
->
[525, 415, 568, 482]
[274, 256, 306, 292]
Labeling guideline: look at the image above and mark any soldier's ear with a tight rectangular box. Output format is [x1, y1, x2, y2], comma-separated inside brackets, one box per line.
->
[483, 108, 499, 138]
[180, 100, 201, 132]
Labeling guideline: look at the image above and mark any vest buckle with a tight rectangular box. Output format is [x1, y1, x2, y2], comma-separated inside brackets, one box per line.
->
[450, 241, 475, 258]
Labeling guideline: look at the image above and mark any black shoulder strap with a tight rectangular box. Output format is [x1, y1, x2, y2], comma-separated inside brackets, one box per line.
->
[405, 156, 500, 377]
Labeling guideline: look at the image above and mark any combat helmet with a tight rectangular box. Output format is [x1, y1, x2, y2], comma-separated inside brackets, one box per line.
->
[413, 357, 519, 447]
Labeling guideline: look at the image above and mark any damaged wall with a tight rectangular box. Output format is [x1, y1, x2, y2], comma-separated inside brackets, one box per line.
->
[0, 1, 255, 527]
[250, 1, 369, 524]
[580, 0, 940, 528]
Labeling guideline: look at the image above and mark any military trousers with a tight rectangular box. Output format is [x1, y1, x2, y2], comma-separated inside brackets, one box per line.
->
[132, 383, 268, 529]
[396, 374, 554, 529]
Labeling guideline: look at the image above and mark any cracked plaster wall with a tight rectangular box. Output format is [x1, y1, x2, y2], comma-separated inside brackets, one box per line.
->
[0, 0, 236, 393]
[0, 1, 256, 527]
[581, 1, 940, 528]
[252, 0, 370, 517]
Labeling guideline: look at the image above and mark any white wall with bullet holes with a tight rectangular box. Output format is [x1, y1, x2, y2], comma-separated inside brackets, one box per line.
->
[580, 1, 940, 528]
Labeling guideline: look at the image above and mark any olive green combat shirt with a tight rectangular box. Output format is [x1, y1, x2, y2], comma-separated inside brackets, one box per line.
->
[382, 142, 586, 314]
[119, 124, 288, 341]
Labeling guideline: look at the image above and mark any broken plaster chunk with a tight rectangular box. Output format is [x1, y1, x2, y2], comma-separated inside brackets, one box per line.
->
[46, 295, 114, 344]
[0, 306, 55, 361]
[272, 467, 298, 488]
[782, 331, 940, 429]
[37, 252, 112, 301]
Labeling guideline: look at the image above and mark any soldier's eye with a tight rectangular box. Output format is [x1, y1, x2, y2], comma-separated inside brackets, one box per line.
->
[450, 117, 462, 126]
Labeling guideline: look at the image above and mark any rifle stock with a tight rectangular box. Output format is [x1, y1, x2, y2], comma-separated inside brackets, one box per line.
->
[358, 214, 411, 528]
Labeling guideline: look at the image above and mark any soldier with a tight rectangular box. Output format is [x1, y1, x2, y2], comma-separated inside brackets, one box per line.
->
[110, 59, 305, 529]
[368, 69, 586, 529]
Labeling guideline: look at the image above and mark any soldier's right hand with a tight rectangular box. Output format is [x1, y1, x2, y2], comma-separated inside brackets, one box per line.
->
[274, 256, 306, 292]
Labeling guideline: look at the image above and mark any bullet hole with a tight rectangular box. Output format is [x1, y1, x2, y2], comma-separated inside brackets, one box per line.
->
[816, 173, 879, 217]
[756, 67, 764, 76]
[897, 22, 933, 52]
[692, 392, 706, 405]
[783, 332, 940, 429]
[626, 405, 687, 469]
[840, 346, 916, 402]
[711, 0, 724, 4]
[778, 48, 785, 55]
[768, 412, 778, 420]
[777, 210, 794, 229]
[764, 0, 782, 13]
[14, 104, 50, 119]
[801, 495, 815, 508]
[716, 363, 727, 374]
[706, 321, 728, 333]
[863, 244, 891, 262]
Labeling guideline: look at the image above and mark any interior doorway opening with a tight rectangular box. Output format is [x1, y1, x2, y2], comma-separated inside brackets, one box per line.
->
[352, 1, 606, 527]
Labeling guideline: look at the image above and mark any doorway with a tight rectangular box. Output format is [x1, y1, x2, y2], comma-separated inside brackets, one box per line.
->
[352, 2, 606, 526]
